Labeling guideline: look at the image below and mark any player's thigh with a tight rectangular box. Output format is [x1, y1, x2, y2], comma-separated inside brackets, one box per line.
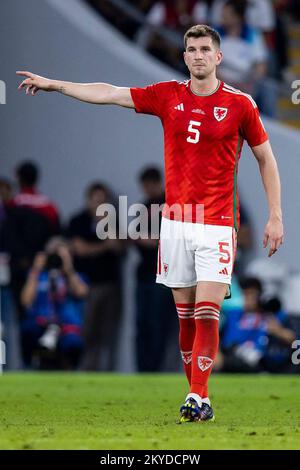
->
[196, 280, 228, 306]
[172, 285, 196, 305]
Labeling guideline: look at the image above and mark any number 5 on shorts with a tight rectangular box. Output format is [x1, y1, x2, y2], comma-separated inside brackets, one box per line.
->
[218, 242, 231, 264]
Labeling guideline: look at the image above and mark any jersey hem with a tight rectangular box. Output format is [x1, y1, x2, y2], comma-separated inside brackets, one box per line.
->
[162, 213, 238, 228]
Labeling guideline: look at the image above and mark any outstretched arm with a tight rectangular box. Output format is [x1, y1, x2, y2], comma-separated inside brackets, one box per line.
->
[251, 140, 284, 257]
[16, 71, 134, 108]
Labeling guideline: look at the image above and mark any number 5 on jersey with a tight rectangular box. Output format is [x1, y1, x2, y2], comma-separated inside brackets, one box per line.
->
[187, 120, 201, 144]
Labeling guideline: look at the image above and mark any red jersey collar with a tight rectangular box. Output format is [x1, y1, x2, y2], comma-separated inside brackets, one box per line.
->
[187, 79, 223, 98]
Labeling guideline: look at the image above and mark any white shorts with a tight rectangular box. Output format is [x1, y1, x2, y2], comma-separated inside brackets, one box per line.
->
[156, 217, 237, 288]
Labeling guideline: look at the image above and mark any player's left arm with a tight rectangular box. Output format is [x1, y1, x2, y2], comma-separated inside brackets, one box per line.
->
[251, 140, 284, 257]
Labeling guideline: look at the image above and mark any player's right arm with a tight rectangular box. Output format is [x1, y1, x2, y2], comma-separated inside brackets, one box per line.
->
[16, 71, 134, 108]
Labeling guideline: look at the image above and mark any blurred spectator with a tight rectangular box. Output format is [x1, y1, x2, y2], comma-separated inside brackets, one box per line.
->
[271, 0, 290, 81]
[9, 160, 61, 322]
[210, 0, 276, 34]
[0, 178, 13, 261]
[288, 0, 300, 19]
[216, 277, 296, 373]
[20, 237, 88, 370]
[260, 296, 298, 372]
[0, 178, 14, 248]
[0, 168, 58, 317]
[245, 257, 289, 300]
[216, 2, 266, 88]
[134, 167, 179, 372]
[0, 178, 13, 205]
[88, 0, 143, 39]
[129, 0, 155, 13]
[67, 182, 123, 371]
[215, 0, 278, 117]
[0, 178, 14, 369]
[14, 161, 60, 234]
[136, 0, 209, 70]
[142, 0, 208, 32]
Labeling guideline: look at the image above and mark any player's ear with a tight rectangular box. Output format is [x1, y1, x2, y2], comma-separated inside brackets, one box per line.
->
[183, 50, 187, 66]
[216, 50, 223, 66]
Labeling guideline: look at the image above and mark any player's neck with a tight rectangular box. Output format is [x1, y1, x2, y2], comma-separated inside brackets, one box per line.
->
[190, 76, 219, 96]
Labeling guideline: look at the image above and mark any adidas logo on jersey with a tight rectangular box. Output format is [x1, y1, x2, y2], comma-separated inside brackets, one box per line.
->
[219, 267, 229, 275]
[192, 108, 205, 115]
[174, 103, 184, 111]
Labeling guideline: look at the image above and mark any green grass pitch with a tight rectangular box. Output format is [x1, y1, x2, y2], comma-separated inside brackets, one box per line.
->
[0, 373, 299, 450]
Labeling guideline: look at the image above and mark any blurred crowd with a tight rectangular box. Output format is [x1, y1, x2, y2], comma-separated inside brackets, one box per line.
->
[0, 163, 178, 372]
[88, 0, 300, 117]
[0, 161, 299, 373]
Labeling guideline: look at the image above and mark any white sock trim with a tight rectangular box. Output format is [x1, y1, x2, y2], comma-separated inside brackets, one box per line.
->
[202, 397, 211, 407]
[186, 393, 202, 408]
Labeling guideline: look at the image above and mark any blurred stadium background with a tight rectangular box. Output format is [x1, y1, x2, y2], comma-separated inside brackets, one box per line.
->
[0, 0, 299, 450]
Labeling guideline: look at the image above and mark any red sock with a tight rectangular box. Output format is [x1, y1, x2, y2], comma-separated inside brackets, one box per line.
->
[191, 302, 220, 399]
[202, 384, 209, 399]
[176, 303, 195, 386]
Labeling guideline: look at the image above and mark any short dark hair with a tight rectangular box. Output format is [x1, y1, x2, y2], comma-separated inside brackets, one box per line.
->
[224, 0, 248, 19]
[86, 182, 109, 199]
[240, 277, 263, 294]
[184, 24, 221, 50]
[16, 161, 39, 186]
[139, 167, 162, 183]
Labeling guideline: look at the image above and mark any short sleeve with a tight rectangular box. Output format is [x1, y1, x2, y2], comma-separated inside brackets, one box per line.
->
[239, 95, 268, 148]
[130, 81, 172, 118]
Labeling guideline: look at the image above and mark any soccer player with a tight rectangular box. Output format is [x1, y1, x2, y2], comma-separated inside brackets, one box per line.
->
[17, 24, 284, 423]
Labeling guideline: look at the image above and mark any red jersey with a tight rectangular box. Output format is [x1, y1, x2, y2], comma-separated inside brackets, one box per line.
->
[14, 187, 60, 230]
[130, 80, 268, 229]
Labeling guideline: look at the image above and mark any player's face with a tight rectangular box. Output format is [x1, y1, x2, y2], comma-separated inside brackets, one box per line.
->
[243, 288, 260, 312]
[88, 189, 107, 215]
[184, 36, 222, 80]
[141, 180, 162, 199]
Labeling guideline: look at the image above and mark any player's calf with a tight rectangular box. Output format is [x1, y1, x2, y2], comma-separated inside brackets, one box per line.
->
[176, 303, 195, 385]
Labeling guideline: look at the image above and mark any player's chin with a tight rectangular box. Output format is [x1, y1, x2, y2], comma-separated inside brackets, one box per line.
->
[192, 71, 208, 80]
